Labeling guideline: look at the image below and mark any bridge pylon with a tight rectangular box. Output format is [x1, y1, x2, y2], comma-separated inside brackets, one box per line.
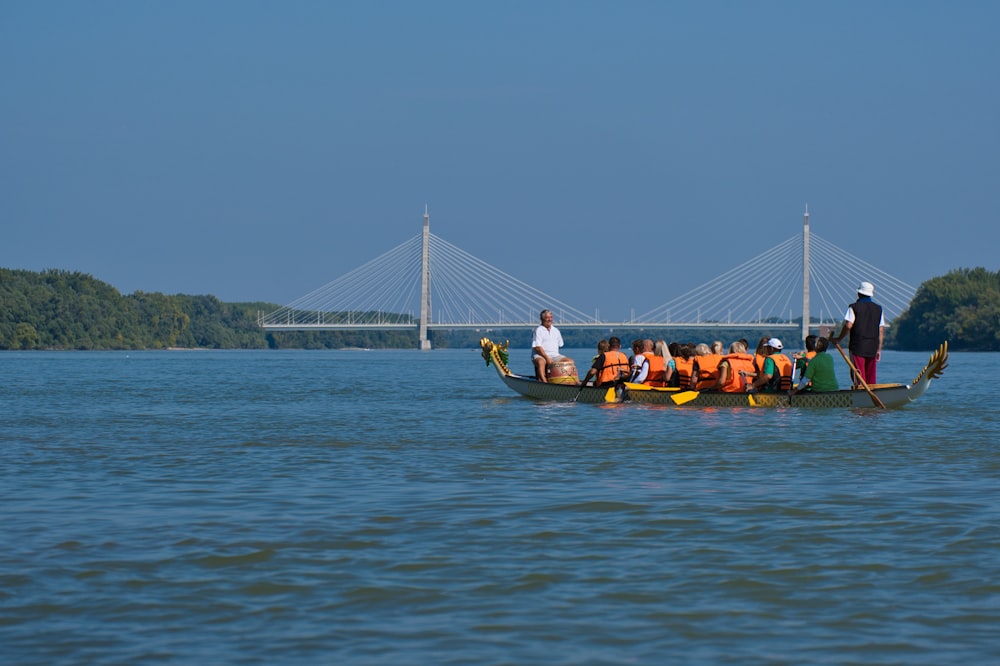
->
[419, 206, 432, 350]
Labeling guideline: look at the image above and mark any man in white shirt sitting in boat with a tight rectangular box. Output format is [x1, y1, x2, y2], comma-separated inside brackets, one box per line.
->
[531, 309, 565, 382]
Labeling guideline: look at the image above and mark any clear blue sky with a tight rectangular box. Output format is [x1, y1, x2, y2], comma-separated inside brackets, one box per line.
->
[2, 1, 997, 316]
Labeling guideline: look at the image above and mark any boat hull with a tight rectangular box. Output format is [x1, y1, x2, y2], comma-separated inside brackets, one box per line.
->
[625, 383, 915, 409]
[499, 372, 619, 404]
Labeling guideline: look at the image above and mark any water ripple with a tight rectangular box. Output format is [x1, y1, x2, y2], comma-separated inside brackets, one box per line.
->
[1, 349, 998, 664]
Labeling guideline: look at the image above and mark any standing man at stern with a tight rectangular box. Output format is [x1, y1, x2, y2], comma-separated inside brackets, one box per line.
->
[531, 309, 565, 382]
[831, 281, 885, 387]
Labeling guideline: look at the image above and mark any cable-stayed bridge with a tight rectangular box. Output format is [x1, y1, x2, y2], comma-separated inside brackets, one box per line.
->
[259, 208, 917, 349]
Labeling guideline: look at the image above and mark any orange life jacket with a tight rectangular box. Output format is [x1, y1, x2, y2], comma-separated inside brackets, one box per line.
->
[642, 353, 667, 387]
[754, 352, 766, 375]
[674, 357, 695, 389]
[770, 353, 794, 391]
[719, 353, 756, 392]
[693, 353, 723, 390]
[597, 350, 631, 386]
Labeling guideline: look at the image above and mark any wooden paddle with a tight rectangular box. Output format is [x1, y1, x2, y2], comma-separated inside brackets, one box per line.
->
[833, 342, 886, 409]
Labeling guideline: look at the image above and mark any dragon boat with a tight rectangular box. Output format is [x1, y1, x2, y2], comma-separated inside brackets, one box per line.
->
[479, 337, 948, 409]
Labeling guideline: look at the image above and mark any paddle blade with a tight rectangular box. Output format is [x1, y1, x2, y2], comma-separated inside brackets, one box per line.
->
[604, 387, 618, 403]
[670, 391, 699, 405]
[623, 382, 650, 391]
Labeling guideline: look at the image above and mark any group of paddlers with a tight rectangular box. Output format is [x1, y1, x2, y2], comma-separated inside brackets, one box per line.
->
[578, 334, 838, 394]
[531, 310, 842, 394]
[532, 280, 886, 394]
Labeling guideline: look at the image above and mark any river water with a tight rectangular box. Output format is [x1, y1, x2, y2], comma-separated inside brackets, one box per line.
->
[2, 346, 998, 665]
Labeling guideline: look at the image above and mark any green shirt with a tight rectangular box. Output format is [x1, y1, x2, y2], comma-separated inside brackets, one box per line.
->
[803, 351, 838, 391]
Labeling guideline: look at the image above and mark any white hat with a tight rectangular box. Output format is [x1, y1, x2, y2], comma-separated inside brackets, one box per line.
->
[857, 281, 875, 297]
[766, 338, 783, 350]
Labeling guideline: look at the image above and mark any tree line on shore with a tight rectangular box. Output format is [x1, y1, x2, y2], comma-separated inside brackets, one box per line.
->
[1, 267, 997, 351]
[0, 269, 415, 350]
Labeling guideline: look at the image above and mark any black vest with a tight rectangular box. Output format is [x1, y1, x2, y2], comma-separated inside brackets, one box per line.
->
[849, 300, 883, 357]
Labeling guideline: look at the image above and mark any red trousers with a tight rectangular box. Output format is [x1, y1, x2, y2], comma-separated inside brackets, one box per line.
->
[851, 354, 878, 386]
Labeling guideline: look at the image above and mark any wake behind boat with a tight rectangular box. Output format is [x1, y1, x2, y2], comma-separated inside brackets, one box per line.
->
[479, 338, 948, 409]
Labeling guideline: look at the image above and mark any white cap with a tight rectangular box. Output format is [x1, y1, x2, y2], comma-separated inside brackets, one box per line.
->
[766, 338, 783, 350]
[858, 281, 874, 297]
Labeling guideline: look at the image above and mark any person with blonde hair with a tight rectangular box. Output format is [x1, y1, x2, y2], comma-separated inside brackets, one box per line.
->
[692, 342, 723, 391]
[653, 340, 674, 387]
[712, 340, 757, 392]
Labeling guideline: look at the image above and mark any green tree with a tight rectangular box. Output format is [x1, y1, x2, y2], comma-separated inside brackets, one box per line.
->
[14, 322, 39, 349]
[891, 267, 1000, 351]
